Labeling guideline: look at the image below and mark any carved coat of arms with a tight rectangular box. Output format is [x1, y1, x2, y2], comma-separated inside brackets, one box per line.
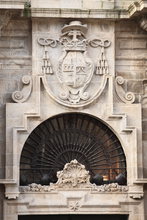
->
[38, 21, 111, 107]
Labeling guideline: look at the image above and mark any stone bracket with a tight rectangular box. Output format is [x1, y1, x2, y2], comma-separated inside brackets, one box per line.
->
[12, 75, 32, 103]
[129, 192, 144, 199]
[115, 76, 135, 104]
[5, 184, 20, 200]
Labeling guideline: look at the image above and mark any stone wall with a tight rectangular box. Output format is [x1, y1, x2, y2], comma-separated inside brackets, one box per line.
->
[31, 0, 136, 10]
[116, 20, 147, 178]
[0, 14, 32, 178]
[0, 0, 136, 10]
[0, 5, 147, 220]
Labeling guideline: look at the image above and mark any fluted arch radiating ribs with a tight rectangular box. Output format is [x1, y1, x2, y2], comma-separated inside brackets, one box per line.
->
[20, 113, 126, 185]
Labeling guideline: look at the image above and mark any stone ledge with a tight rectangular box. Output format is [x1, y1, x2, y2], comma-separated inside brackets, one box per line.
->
[0, 179, 16, 184]
[1, 0, 147, 19]
[31, 8, 128, 19]
[0, 0, 25, 9]
[133, 178, 147, 184]
[31, 0, 115, 10]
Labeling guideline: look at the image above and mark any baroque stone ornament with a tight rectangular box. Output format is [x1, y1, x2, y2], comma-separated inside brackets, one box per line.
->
[115, 76, 135, 104]
[12, 75, 32, 103]
[129, 193, 143, 199]
[55, 159, 90, 188]
[69, 201, 80, 211]
[20, 160, 128, 193]
[38, 21, 111, 107]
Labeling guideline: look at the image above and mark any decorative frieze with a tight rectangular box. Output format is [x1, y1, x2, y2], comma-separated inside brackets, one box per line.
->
[20, 160, 129, 193]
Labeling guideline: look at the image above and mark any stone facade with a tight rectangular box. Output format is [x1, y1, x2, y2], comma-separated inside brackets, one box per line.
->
[0, 0, 147, 220]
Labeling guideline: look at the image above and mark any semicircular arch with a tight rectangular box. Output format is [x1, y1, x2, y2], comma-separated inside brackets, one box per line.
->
[20, 112, 127, 186]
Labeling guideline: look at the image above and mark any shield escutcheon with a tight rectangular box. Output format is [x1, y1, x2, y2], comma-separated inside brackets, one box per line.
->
[38, 21, 111, 107]
[58, 50, 94, 104]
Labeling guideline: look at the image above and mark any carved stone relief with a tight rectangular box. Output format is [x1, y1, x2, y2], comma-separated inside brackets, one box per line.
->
[20, 160, 129, 193]
[38, 21, 111, 107]
[69, 201, 80, 211]
[115, 76, 135, 104]
[129, 193, 143, 199]
[12, 75, 32, 103]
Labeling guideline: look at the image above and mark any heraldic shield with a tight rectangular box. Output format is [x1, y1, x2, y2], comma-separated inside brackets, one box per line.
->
[58, 51, 94, 103]
[38, 21, 111, 107]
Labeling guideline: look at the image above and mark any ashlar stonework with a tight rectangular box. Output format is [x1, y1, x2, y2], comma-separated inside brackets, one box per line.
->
[0, 1, 147, 220]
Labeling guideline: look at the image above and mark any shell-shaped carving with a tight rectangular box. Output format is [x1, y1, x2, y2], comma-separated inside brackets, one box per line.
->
[56, 159, 90, 187]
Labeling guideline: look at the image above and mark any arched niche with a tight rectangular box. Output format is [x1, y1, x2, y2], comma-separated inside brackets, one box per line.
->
[20, 113, 127, 186]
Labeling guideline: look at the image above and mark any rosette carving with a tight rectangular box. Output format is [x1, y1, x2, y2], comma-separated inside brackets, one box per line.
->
[12, 75, 32, 103]
[115, 76, 135, 104]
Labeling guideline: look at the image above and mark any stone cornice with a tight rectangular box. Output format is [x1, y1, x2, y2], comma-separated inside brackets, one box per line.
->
[31, 8, 128, 19]
[0, 0, 25, 9]
[30, 0, 147, 19]
[0, 0, 147, 19]
[0, 179, 16, 184]
[128, 0, 147, 17]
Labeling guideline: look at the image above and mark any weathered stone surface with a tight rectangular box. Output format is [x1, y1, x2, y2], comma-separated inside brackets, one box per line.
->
[31, 0, 115, 9]
[0, 1, 147, 220]
[0, 15, 31, 181]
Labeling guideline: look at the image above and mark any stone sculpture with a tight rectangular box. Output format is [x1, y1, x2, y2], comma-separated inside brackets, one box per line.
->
[20, 160, 128, 192]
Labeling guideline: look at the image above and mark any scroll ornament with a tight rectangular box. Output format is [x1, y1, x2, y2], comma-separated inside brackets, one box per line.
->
[115, 76, 135, 104]
[12, 75, 32, 103]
